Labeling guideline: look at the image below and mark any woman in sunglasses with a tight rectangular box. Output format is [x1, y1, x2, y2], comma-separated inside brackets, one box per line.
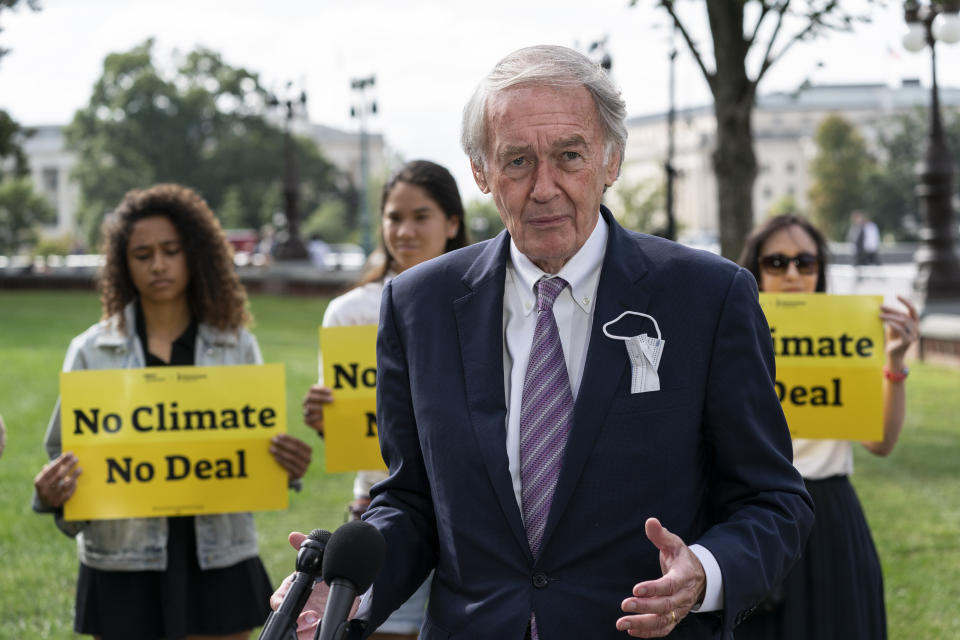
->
[736, 214, 917, 640]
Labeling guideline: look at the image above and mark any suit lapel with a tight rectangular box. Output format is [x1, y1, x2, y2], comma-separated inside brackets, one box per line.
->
[454, 233, 531, 558]
[542, 209, 653, 546]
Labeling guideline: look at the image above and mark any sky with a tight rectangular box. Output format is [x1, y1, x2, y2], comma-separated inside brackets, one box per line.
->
[2, 0, 958, 201]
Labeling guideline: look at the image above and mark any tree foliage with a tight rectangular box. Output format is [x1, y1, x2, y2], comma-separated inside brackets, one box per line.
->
[0, 110, 29, 180]
[807, 114, 875, 240]
[66, 40, 347, 244]
[464, 198, 505, 242]
[610, 176, 665, 234]
[0, 0, 41, 182]
[864, 107, 960, 239]
[0, 177, 54, 253]
[0, 0, 41, 62]
[642, 0, 877, 258]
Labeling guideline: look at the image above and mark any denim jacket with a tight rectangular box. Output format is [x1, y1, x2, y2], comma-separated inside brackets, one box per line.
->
[32, 301, 264, 571]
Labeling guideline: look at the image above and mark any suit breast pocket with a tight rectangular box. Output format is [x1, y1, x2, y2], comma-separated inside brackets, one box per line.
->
[605, 388, 697, 416]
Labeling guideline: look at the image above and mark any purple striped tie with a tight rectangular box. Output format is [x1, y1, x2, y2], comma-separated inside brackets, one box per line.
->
[520, 276, 573, 559]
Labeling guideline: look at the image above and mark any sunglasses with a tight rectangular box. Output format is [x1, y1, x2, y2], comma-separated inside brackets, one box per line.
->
[759, 252, 819, 275]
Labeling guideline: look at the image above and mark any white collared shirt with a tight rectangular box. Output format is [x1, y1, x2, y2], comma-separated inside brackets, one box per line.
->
[501, 213, 723, 612]
[503, 215, 608, 507]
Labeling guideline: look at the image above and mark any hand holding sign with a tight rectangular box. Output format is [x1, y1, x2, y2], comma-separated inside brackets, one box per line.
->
[60, 363, 289, 520]
[34, 451, 83, 508]
[302, 384, 333, 436]
[270, 434, 313, 482]
[880, 295, 919, 365]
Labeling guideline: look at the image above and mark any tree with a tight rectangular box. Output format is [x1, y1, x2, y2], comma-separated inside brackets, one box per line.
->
[864, 107, 960, 239]
[808, 114, 875, 239]
[609, 177, 665, 234]
[464, 198, 505, 242]
[767, 193, 800, 218]
[0, 0, 40, 62]
[303, 199, 352, 244]
[0, 177, 54, 253]
[67, 40, 347, 243]
[642, 0, 876, 259]
[0, 109, 29, 180]
[0, 0, 41, 181]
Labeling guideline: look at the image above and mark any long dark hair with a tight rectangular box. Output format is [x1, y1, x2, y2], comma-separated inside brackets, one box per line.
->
[99, 183, 251, 330]
[357, 160, 468, 285]
[738, 214, 829, 293]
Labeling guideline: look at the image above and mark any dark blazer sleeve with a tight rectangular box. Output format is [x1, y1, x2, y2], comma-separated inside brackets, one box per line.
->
[362, 278, 439, 631]
[696, 267, 814, 633]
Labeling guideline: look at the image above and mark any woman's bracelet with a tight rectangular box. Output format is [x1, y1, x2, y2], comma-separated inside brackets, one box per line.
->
[883, 364, 909, 382]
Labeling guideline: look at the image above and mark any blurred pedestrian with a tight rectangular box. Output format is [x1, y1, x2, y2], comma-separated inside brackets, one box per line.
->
[847, 210, 880, 266]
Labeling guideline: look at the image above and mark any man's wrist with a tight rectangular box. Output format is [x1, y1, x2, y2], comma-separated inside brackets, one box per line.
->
[688, 544, 724, 612]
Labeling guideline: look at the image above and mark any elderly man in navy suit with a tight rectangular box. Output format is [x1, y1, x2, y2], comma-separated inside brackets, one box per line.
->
[275, 44, 812, 640]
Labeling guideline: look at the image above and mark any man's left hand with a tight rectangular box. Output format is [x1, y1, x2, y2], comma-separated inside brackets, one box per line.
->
[616, 518, 706, 638]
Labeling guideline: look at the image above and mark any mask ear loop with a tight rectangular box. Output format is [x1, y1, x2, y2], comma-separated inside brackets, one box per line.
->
[602, 311, 662, 341]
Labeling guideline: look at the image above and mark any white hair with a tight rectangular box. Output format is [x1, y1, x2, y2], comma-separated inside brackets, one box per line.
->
[460, 44, 627, 175]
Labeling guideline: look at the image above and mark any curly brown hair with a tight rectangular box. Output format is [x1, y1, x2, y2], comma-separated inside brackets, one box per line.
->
[98, 183, 251, 331]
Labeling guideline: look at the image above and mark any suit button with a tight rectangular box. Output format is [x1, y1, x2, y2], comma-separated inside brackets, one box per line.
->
[532, 572, 549, 589]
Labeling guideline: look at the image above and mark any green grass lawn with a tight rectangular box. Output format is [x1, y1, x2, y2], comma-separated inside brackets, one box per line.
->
[1, 290, 958, 638]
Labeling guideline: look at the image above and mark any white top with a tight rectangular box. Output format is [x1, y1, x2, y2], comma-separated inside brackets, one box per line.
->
[320, 278, 391, 500]
[792, 438, 853, 479]
[501, 215, 723, 613]
[862, 222, 880, 252]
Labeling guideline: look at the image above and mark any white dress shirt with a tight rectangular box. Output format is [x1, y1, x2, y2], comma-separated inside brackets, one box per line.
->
[501, 214, 724, 612]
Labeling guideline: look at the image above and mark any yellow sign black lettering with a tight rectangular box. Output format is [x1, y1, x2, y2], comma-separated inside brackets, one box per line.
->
[60, 364, 287, 520]
[759, 294, 883, 440]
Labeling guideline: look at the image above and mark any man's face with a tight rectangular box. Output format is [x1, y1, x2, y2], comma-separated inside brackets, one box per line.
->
[472, 84, 620, 274]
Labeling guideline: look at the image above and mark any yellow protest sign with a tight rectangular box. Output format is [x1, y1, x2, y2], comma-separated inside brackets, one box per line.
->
[320, 325, 385, 473]
[61, 364, 288, 520]
[758, 294, 884, 440]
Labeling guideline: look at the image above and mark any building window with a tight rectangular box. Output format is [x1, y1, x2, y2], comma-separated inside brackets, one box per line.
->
[785, 161, 795, 174]
[41, 167, 59, 201]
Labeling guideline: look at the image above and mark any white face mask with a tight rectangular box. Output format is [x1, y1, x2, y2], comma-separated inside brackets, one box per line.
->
[602, 311, 665, 394]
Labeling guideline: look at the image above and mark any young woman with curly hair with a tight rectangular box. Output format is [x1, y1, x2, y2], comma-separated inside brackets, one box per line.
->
[33, 184, 313, 640]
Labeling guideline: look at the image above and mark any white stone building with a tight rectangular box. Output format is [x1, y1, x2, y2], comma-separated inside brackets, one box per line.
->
[620, 80, 960, 238]
[20, 125, 81, 238]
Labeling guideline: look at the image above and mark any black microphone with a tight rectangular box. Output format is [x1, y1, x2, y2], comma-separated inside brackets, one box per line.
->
[317, 520, 386, 640]
[258, 528, 332, 640]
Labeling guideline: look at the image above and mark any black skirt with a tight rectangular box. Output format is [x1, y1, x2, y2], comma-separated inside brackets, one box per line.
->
[75, 516, 273, 640]
[734, 475, 886, 640]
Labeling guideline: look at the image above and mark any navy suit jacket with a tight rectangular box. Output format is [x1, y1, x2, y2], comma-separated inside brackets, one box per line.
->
[363, 208, 813, 639]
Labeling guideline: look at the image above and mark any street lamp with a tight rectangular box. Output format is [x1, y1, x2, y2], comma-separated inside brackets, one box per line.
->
[902, 0, 960, 311]
[267, 83, 309, 261]
[350, 75, 377, 255]
[663, 27, 678, 242]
